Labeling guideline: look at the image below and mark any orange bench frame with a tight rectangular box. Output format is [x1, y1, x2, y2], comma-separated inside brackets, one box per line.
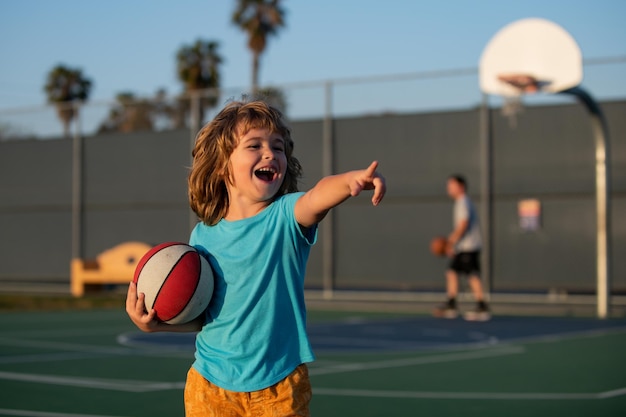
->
[70, 241, 152, 297]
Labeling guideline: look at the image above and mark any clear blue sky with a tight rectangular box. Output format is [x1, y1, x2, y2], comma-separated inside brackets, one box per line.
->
[1, 0, 625, 116]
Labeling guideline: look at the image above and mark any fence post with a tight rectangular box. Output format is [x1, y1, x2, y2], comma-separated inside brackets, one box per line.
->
[479, 94, 493, 298]
[71, 101, 84, 261]
[189, 92, 201, 232]
[322, 81, 335, 299]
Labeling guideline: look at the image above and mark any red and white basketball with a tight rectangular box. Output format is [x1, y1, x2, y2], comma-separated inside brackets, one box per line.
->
[133, 242, 214, 324]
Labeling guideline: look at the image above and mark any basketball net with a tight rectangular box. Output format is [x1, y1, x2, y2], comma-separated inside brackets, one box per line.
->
[497, 74, 540, 129]
[501, 95, 523, 129]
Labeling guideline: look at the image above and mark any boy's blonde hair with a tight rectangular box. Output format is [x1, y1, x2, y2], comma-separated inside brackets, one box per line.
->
[188, 100, 302, 225]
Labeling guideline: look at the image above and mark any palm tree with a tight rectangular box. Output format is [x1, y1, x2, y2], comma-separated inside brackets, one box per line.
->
[98, 92, 154, 133]
[176, 39, 222, 125]
[98, 89, 179, 133]
[43, 65, 92, 137]
[232, 0, 285, 93]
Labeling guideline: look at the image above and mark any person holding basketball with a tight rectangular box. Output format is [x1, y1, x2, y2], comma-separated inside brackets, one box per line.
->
[433, 174, 490, 321]
[126, 99, 385, 416]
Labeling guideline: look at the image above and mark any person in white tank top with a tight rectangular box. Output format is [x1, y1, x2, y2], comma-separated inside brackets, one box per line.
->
[432, 175, 490, 321]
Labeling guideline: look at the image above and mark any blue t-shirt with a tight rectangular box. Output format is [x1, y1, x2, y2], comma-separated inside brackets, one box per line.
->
[189, 192, 317, 392]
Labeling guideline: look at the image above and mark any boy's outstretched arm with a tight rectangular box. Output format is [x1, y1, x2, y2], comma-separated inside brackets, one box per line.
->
[295, 161, 385, 228]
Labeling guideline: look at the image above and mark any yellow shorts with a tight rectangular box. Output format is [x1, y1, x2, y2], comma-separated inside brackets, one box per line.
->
[184, 364, 312, 417]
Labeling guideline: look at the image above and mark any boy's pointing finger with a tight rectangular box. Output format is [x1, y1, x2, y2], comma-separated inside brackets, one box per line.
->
[365, 160, 379, 177]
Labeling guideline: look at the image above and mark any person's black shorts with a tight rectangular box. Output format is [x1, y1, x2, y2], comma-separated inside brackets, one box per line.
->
[449, 251, 481, 276]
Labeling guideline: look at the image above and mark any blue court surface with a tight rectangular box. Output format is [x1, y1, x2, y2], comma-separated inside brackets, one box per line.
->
[121, 314, 626, 353]
[0, 309, 625, 417]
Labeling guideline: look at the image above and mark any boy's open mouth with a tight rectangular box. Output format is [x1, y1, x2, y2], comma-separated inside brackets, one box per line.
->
[254, 167, 277, 182]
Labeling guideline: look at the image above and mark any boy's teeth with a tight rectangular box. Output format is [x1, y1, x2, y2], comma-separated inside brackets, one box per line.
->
[255, 168, 276, 181]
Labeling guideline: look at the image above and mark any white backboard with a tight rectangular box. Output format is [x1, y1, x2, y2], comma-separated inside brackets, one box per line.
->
[479, 18, 583, 96]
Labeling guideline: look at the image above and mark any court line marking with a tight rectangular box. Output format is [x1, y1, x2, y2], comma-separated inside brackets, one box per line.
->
[0, 408, 127, 417]
[1, 369, 623, 402]
[0, 347, 524, 393]
[0, 337, 134, 355]
[313, 387, 626, 400]
[309, 335, 448, 349]
[0, 352, 109, 365]
[0, 336, 192, 364]
[598, 387, 626, 399]
[0, 325, 131, 338]
[492, 325, 626, 347]
[1, 321, 624, 400]
[321, 325, 626, 356]
[309, 346, 525, 376]
[0, 371, 184, 393]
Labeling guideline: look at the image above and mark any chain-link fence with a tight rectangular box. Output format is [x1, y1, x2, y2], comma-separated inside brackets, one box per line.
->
[1, 57, 624, 141]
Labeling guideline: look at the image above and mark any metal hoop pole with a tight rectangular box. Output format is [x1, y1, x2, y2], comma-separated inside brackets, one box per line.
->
[561, 87, 612, 318]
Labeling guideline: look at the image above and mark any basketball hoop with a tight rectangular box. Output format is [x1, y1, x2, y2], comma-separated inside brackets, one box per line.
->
[479, 18, 612, 319]
[497, 74, 541, 93]
[479, 18, 583, 130]
[497, 74, 541, 129]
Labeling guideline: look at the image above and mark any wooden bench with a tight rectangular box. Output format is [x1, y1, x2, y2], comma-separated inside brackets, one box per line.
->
[70, 241, 152, 297]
